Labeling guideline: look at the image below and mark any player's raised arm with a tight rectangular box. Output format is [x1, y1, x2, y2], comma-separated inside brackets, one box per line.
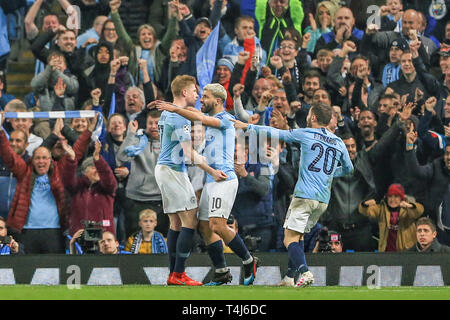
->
[232, 119, 298, 144]
[157, 101, 222, 128]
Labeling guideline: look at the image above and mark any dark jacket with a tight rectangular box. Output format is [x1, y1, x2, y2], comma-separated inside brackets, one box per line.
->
[271, 48, 309, 96]
[408, 238, 450, 253]
[63, 156, 117, 236]
[273, 152, 296, 225]
[117, 0, 152, 41]
[71, 0, 110, 34]
[365, 31, 437, 68]
[405, 149, 450, 222]
[360, 31, 433, 79]
[356, 119, 404, 199]
[30, 30, 87, 80]
[321, 150, 377, 229]
[315, 27, 364, 58]
[327, 56, 383, 112]
[387, 57, 440, 100]
[192, 0, 241, 39]
[231, 163, 275, 228]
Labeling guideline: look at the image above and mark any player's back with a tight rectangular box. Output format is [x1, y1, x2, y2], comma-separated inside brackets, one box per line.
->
[294, 127, 352, 204]
[157, 110, 192, 172]
[204, 111, 237, 183]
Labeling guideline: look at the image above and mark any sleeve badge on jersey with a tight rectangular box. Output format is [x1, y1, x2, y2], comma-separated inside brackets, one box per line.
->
[183, 124, 190, 134]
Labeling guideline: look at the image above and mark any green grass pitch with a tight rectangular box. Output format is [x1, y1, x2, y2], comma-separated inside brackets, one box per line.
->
[1, 285, 449, 300]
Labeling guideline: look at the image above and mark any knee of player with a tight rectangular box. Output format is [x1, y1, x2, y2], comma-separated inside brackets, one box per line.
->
[283, 238, 292, 249]
[198, 220, 211, 234]
[208, 219, 225, 234]
[169, 216, 182, 231]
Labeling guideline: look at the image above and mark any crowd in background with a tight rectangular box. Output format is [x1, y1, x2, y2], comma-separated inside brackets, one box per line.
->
[0, 0, 450, 255]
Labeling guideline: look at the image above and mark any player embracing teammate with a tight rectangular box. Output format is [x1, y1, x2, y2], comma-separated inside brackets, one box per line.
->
[233, 103, 354, 287]
[155, 77, 259, 286]
[156, 75, 352, 288]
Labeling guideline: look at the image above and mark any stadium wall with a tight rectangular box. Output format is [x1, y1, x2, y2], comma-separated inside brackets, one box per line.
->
[0, 253, 448, 286]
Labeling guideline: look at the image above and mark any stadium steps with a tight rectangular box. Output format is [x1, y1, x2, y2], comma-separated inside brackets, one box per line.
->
[6, 50, 35, 100]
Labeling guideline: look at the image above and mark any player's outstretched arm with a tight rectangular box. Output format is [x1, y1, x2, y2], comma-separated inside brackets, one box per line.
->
[180, 141, 228, 181]
[232, 119, 298, 144]
[156, 102, 222, 128]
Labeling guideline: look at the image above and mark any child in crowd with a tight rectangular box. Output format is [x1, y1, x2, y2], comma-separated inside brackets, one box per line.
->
[124, 209, 168, 254]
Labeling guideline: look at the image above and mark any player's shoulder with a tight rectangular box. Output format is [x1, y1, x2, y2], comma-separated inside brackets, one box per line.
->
[215, 111, 235, 127]
[171, 111, 191, 125]
[304, 128, 344, 145]
[215, 111, 235, 120]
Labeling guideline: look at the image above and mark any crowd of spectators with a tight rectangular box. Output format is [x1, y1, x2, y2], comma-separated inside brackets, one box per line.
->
[0, 0, 450, 255]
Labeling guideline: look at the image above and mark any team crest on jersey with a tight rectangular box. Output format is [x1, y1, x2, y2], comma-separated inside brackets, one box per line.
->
[190, 196, 197, 204]
[429, 0, 447, 20]
[183, 124, 190, 134]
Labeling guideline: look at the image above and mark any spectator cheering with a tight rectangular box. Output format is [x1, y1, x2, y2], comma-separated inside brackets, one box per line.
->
[62, 140, 117, 237]
[359, 184, 424, 252]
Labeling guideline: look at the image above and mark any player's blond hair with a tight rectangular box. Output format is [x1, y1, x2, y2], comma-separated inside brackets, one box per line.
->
[171, 75, 197, 98]
[204, 83, 227, 102]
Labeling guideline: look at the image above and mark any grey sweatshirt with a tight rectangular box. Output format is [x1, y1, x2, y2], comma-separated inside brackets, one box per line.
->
[116, 132, 162, 201]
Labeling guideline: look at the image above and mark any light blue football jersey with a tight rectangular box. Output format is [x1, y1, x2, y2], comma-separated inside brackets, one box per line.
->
[157, 110, 192, 172]
[248, 125, 354, 204]
[203, 111, 237, 183]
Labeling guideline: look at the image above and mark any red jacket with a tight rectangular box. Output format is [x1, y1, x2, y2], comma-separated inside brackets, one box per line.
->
[63, 156, 117, 236]
[0, 130, 92, 232]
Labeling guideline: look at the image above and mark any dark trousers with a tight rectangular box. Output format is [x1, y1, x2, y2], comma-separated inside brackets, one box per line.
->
[243, 226, 274, 252]
[124, 199, 168, 238]
[437, 229, 450, 247]
[340, 224, 378, 252]
[21, 229, 65, 254]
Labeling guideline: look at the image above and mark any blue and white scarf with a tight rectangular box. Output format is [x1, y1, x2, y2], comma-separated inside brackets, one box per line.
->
[382, 63, 401, 87]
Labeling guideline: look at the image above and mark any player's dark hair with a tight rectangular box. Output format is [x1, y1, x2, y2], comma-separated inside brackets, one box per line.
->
[311, 103, 332, 126]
